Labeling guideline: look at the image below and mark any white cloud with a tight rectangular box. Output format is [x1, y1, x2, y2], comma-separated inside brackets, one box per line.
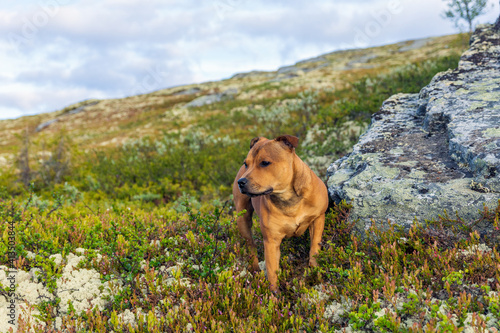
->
[0, 0, 498, 120]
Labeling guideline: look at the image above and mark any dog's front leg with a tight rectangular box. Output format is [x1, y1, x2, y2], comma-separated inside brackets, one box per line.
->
[236, 213, 260, 272]
[262, 232, 284, 292]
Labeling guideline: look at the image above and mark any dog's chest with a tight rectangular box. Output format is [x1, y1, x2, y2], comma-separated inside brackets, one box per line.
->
[283, 212, 316, 237]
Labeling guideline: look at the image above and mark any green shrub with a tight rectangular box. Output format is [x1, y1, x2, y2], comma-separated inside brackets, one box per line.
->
[85, 132, 244, 202]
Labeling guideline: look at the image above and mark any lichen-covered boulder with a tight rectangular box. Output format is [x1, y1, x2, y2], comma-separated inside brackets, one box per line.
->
[326, 24, 500, 234]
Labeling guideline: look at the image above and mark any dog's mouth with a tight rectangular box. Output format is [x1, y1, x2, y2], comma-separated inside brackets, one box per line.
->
[240, 187, 273, 197]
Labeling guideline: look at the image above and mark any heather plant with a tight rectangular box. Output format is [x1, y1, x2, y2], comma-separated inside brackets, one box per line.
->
[181, 200, 241, 281]
[488, 292, 500, 320]
[373, 309, 402, 332]
[348, 301, 381, 330]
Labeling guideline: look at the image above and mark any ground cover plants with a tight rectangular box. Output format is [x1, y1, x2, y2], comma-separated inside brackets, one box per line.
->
[1, 197, 499, 332]
[3, 39, 497, 331]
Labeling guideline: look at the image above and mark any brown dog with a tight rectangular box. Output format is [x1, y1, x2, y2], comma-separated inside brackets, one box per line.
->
[232, 135, 328, 291]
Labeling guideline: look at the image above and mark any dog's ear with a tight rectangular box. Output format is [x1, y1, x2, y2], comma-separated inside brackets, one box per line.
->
[275, 135, 299, 151]
[250, 137, 261, 149]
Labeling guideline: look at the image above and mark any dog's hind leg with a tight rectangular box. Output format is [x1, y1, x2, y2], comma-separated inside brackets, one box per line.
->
[308, 214, 325, 267]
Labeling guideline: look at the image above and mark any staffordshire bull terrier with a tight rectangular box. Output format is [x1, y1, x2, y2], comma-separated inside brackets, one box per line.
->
[233, 135, 328, 291]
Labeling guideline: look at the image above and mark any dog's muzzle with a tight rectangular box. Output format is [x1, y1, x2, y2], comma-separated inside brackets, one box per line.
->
[237, 178, 248, 190]
[238, 178, 272, 197]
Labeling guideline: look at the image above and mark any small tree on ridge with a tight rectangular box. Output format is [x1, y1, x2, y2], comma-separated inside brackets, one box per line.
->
[442, 0, 491, 33]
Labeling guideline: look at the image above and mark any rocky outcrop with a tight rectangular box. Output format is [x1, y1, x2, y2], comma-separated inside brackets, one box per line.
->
[35, 100, 100, 132]
[184, 88, 238, 108]
[172, 87, 201, 96]
[326, 24, 500, 233]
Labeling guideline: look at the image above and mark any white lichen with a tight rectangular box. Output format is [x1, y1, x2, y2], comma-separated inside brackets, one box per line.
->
[460, 243, 492, 257]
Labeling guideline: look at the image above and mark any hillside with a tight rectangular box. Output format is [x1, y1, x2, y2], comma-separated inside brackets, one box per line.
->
[0, 33, 467, 206]
[0, 33, 463, 158]
[5, 30, 499, 333]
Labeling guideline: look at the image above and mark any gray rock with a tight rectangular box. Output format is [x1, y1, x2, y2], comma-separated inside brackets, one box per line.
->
[185, 94, 222, 108]
[172, 87, 201, 96]
[398, 37, 433, 52]
[223, 88, 238, 96]
[345, 53, 378, 70]
[64, 101, 99, 115]
[277, 65, 300, 75]
[231, 71, 274, 79]
[36, 100, 99, 132]
[275, 59, 329, 79]
[326, 24, 500, 234]
[184, 88, 238, 108]
[296, 56, 327, 66]
[36, 119, 59, 132]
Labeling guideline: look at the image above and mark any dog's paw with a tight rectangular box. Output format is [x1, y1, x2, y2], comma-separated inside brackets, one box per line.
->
[309, 257, 318, 267]
[249, 258, 261, 273]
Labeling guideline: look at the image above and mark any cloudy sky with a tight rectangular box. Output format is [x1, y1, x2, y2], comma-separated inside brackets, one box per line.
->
[1, 0, 498, 120]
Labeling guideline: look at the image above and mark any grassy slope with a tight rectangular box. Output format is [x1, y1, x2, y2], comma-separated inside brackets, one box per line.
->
[3, 33, 500, 332]
[0, 33, 465, 201]
[0, 34, 463, 154]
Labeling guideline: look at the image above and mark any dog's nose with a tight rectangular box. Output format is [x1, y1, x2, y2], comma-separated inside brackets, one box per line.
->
[237, 178, 248, 188]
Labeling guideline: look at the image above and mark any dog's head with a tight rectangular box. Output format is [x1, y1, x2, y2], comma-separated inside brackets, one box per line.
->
[237, 135, 299, 197]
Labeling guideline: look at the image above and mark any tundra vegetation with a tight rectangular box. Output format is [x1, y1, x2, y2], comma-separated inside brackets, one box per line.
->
[1, 35, 499, 332]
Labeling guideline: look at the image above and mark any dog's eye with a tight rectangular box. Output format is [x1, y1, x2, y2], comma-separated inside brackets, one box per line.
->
[243, 161, 248, 168]
[260, 161, 271, 167]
